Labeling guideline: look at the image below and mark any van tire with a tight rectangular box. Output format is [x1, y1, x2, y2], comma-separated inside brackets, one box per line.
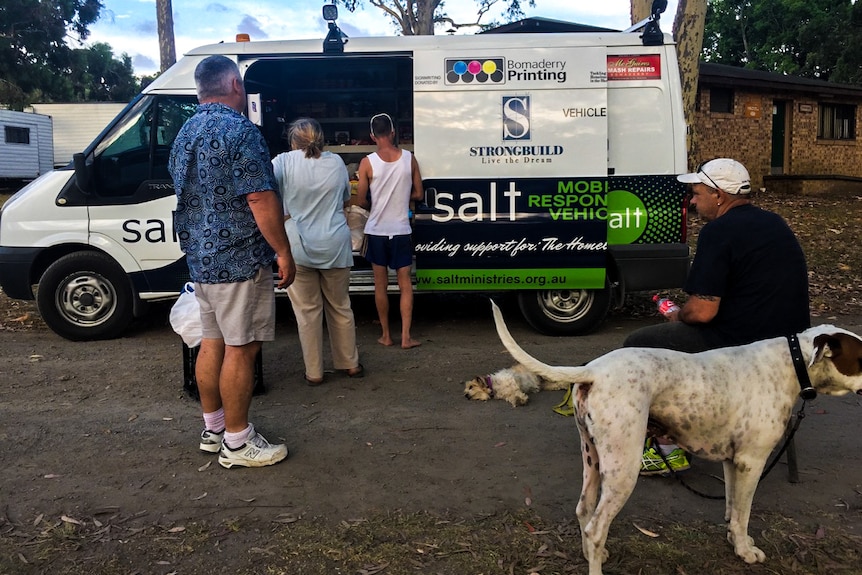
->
[517, 284, 611, 336]
[36, 251, 134, 341]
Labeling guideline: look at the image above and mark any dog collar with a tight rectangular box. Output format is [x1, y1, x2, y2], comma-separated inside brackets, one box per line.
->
[786, 334, 817, 400]
[484, 375, 494, 398]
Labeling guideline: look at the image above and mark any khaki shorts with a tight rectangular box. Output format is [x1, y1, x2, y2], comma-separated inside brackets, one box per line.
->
[195, 267, 275, 346]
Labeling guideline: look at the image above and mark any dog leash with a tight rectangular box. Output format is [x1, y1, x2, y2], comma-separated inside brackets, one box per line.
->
[657, 399, 811, 499]
[759, 399, 809, 479]
[655, 335, 817, 498]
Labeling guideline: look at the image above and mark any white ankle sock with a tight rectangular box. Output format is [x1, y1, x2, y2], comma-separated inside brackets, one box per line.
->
[203, 408, 225, 433]
[224, 424, 254, 449]
[658, 443, 678, 455]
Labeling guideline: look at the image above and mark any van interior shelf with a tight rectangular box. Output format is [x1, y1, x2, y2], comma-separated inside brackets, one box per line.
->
[245, 56, 414, 157]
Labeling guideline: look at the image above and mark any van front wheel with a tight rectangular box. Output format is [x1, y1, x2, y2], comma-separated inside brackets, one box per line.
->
[37, 252, 134, 341]
[517, 285, 611, 336]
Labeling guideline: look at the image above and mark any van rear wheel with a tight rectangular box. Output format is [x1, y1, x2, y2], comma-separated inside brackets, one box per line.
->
[517, 284, 611, 336]
[37, 252, 134, 341]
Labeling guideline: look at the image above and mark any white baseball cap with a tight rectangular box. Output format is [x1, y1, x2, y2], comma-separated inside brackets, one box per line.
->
[678, 158, 752, 195]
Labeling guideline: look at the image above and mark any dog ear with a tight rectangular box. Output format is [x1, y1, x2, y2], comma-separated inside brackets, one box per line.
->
[810, 334, 835, 367]
[811, 333, 862, 376]
[465, 376, 487, 390]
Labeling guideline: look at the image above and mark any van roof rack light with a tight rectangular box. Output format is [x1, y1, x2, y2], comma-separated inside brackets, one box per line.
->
[639, 0, 667, 46]
[323, 3, 348, 54]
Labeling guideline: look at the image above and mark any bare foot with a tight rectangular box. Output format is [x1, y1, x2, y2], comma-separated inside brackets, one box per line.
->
[378, 336, 394, 346]
[401, 338, 421, 349]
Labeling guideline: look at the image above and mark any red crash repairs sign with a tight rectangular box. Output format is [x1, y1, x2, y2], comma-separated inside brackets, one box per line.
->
[607, 55, 662, 80]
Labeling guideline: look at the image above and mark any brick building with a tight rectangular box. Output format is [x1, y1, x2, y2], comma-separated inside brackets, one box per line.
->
[695, 63, 862, 194]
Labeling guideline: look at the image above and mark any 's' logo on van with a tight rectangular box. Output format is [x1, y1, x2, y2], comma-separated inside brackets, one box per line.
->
[502, 96, 530, 141]
[445, 58, 505, 84]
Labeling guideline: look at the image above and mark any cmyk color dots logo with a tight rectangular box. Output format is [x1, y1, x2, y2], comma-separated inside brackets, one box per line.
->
[445, 58, 505, 84]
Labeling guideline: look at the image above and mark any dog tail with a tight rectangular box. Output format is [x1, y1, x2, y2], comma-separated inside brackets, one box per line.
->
[490, 300, 590, 387]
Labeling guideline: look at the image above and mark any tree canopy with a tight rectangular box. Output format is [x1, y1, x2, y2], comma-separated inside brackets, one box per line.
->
[0, 0, 138, 109]
[67, 43, 139, 102]
[333, 0, 535, 35]
[703, 0, 862, 85]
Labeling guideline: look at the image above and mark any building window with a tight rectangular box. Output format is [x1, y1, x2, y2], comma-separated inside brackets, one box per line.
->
[818, 103, 856, 140]
[4, 126, 30, 144]
[710, 87, 734, 114]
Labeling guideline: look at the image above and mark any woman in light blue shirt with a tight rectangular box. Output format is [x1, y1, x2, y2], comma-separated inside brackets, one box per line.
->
[272, 118, 363, 384]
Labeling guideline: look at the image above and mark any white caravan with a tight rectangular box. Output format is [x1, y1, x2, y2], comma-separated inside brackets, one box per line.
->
[0, 110, 53, 181]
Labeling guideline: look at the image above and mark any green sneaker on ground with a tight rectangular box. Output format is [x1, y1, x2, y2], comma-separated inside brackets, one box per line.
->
[640, 445, 690, 476]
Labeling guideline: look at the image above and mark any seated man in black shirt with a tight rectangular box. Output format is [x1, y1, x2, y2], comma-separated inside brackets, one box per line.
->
[626, 158, 810, 475]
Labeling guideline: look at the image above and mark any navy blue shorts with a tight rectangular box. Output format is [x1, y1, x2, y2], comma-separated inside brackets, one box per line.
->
[364, 234, 413, 270]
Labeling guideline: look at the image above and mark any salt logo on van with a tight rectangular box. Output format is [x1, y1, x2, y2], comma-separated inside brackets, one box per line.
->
[445, 58, 505, 84]
[502, 96, 530, 141]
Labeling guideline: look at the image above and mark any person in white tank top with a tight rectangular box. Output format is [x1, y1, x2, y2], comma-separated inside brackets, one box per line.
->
[356, 113, 424, 349]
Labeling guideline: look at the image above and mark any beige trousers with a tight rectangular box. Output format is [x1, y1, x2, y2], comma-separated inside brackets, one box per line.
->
[287, 265, 359, 379]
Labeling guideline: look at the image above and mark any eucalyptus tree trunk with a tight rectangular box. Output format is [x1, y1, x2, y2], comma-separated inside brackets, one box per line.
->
[157, 0, 176, 73]
[630, 0, 653, 23]
[672, 0, 707, 165]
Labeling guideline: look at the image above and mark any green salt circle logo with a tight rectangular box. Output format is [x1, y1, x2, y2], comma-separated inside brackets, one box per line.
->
[607, 190, 647, 244]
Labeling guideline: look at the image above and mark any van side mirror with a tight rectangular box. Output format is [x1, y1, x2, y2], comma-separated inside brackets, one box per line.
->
[73, 153, 91, 195]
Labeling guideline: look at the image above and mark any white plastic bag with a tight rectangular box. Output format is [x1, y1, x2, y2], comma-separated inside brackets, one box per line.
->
[346, 205, 369, 252]
[169, 282, 202, 348]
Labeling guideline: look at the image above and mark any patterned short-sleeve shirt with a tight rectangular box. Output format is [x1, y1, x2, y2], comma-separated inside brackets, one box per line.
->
[169, 103, 278, 283]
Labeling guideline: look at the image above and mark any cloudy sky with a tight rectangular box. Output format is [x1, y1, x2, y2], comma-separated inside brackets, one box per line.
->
[85, 0, 679, 77]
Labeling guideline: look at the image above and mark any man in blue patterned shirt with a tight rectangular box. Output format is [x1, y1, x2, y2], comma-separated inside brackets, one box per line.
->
[169, 55, 296, 469]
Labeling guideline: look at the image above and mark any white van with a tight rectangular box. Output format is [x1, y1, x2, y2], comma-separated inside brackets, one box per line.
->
[0, 11, 690, 341]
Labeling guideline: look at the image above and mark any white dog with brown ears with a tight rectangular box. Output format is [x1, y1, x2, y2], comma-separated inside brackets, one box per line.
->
[489, 300, 862, 575]
[463, 363, 568, 407]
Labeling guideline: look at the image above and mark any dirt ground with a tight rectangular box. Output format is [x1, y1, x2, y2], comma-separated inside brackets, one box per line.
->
[1, 292, 861, 574]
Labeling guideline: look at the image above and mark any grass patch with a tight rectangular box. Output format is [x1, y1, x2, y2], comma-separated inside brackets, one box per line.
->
[3, 509, 861, 574]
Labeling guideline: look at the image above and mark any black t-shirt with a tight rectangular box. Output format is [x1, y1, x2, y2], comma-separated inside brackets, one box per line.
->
[685, 204, 810, 348]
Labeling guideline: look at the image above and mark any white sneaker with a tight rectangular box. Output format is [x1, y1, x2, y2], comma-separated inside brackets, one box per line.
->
[199, 429, 224, 453]
[218, 428, 288, 469]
